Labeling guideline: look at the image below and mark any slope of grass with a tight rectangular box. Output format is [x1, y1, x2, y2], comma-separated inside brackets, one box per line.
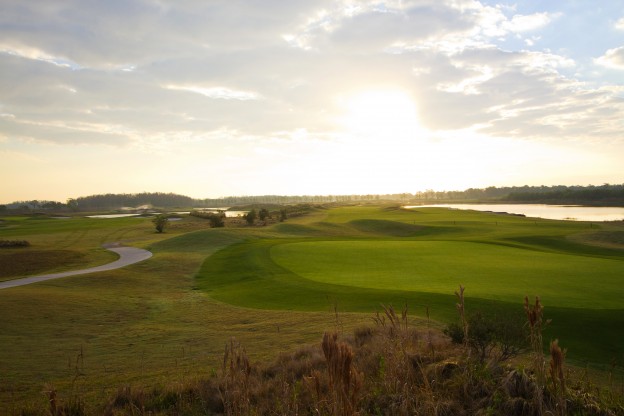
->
[0, 249, 87, 280]
[271, 240, 623, 308]
[196, 205, 624, 366]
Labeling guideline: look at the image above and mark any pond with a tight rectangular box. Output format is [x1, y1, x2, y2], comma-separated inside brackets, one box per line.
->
[181, 209, 249, 218]
[404, 204, 624, 222]
[85, 213, 143, 219]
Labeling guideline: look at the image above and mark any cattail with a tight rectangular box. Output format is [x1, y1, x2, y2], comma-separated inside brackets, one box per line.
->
[455, 285, 469, 351]
[322, 332, 361, 416]
[549, 339, 566, 393]
[549, 339, 567, 415]
[524, 295, 543, 330]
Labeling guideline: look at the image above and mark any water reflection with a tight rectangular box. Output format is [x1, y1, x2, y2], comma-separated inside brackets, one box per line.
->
[404, 204, 624, 222]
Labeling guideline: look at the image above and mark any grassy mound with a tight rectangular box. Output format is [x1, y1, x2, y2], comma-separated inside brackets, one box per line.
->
[348, 218, 423, 236]
[572, 230, 624, 250]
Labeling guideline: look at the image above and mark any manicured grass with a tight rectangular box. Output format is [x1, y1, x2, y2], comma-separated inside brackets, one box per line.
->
[272, 240, 623, 308]
[196, 205, 624, 366]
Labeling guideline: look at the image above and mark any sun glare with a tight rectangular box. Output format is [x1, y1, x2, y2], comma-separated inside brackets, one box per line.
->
[339, 89, 422, 141]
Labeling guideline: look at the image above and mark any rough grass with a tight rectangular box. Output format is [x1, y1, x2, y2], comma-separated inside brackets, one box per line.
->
[570, 229, 624, 250]
[0, 249, 88, 280]
[81, 310, 624, 415]
[0, 214, 370, 413]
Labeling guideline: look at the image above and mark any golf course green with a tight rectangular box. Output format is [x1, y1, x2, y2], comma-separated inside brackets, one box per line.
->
[195, 205, 624, 366]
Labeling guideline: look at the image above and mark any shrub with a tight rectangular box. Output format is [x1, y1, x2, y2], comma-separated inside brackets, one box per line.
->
[152, 214, 169, 233]
[445, 310, 526, 362]
[0, 239, 30, 248]
[206, 212, 225, 228]
[244, 209, 257, 225]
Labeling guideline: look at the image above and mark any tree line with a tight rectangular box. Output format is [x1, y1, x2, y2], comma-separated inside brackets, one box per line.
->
[2, 184, 623, 211]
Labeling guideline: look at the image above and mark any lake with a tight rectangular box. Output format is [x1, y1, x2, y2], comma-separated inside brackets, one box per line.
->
[404, 204, 624, 222]
[86, 213, 143, 219]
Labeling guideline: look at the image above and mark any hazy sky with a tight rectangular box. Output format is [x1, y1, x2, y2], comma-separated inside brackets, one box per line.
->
[1, 1, 623, 202]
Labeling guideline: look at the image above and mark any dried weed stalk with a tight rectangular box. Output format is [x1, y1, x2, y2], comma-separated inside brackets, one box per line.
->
[549, 338, 567, 415]
[455, 285, 469, 355]
[322, 332, 362, 416]
[220, 338, 252, 416]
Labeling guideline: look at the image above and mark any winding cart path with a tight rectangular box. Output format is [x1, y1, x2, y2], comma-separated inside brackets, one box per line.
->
[0, 244, 152, 289]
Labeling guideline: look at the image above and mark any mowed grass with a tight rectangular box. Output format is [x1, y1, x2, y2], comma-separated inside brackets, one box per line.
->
[272, 240, 623, 308]
[1, 205, 623, 412]
[196, 205, 624, 366]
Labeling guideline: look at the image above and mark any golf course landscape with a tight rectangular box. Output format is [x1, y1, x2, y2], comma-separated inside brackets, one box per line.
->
[1, 203, 623, 413]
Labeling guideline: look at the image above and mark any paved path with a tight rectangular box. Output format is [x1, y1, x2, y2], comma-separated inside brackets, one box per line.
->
[0, 245, 152, 290]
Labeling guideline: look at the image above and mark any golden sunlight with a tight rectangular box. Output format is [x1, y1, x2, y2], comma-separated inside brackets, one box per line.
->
[339, 89, 422, 141]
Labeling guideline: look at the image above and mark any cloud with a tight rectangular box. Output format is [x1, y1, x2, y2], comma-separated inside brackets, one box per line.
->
[1, 0, 623, 153]
[165, 85, 261, 100]
[502, 12, 554, 33]
[616, 17, 624, 30]
[595, 46, 624, 69]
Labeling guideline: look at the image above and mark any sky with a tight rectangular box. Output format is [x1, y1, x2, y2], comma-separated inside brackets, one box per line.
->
[1, 0, 624, 203]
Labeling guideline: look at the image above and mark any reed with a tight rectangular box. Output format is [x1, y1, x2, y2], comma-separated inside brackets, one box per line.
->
[549, 339, 567, 415]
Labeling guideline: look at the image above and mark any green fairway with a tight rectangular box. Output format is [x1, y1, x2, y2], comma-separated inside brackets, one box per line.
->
[271, 240, 624, 308]
[196, 205, 624, 366]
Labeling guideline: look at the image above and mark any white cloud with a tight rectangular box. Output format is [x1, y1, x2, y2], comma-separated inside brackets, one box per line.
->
[502, 12, 554, 33]
[165, 85, 261, 101]
[437, 65, 494, 95]
[595, 46, 624, 69]
[616, 17, 624, 30]
[0, 42, 82, 69]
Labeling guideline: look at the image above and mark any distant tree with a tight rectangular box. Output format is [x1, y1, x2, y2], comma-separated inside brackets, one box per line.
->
[41, 201, 63, 210]
[152, 214, 169, 233]
[207, 211, 225, 228]
[279, 209, 287, 222]
[0, 205, 6, 212]
[66, 198, 79, 211]
[244, 209, 257, 225]
[258, 208, 270, 221]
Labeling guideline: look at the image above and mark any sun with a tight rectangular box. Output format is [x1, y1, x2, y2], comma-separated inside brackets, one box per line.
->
[339, 89, 422, 141]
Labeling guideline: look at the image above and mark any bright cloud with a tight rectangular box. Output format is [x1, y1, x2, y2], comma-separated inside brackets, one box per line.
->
[595, 46, 624, 69]
[165, 85, 261, 101]
[502, 12, 555, 33]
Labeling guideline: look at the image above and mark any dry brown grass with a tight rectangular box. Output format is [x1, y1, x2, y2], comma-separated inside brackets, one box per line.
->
[39, 312, 623, 416]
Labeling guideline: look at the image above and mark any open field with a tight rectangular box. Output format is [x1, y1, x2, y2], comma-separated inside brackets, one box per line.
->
[0, 205, 623, 412]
